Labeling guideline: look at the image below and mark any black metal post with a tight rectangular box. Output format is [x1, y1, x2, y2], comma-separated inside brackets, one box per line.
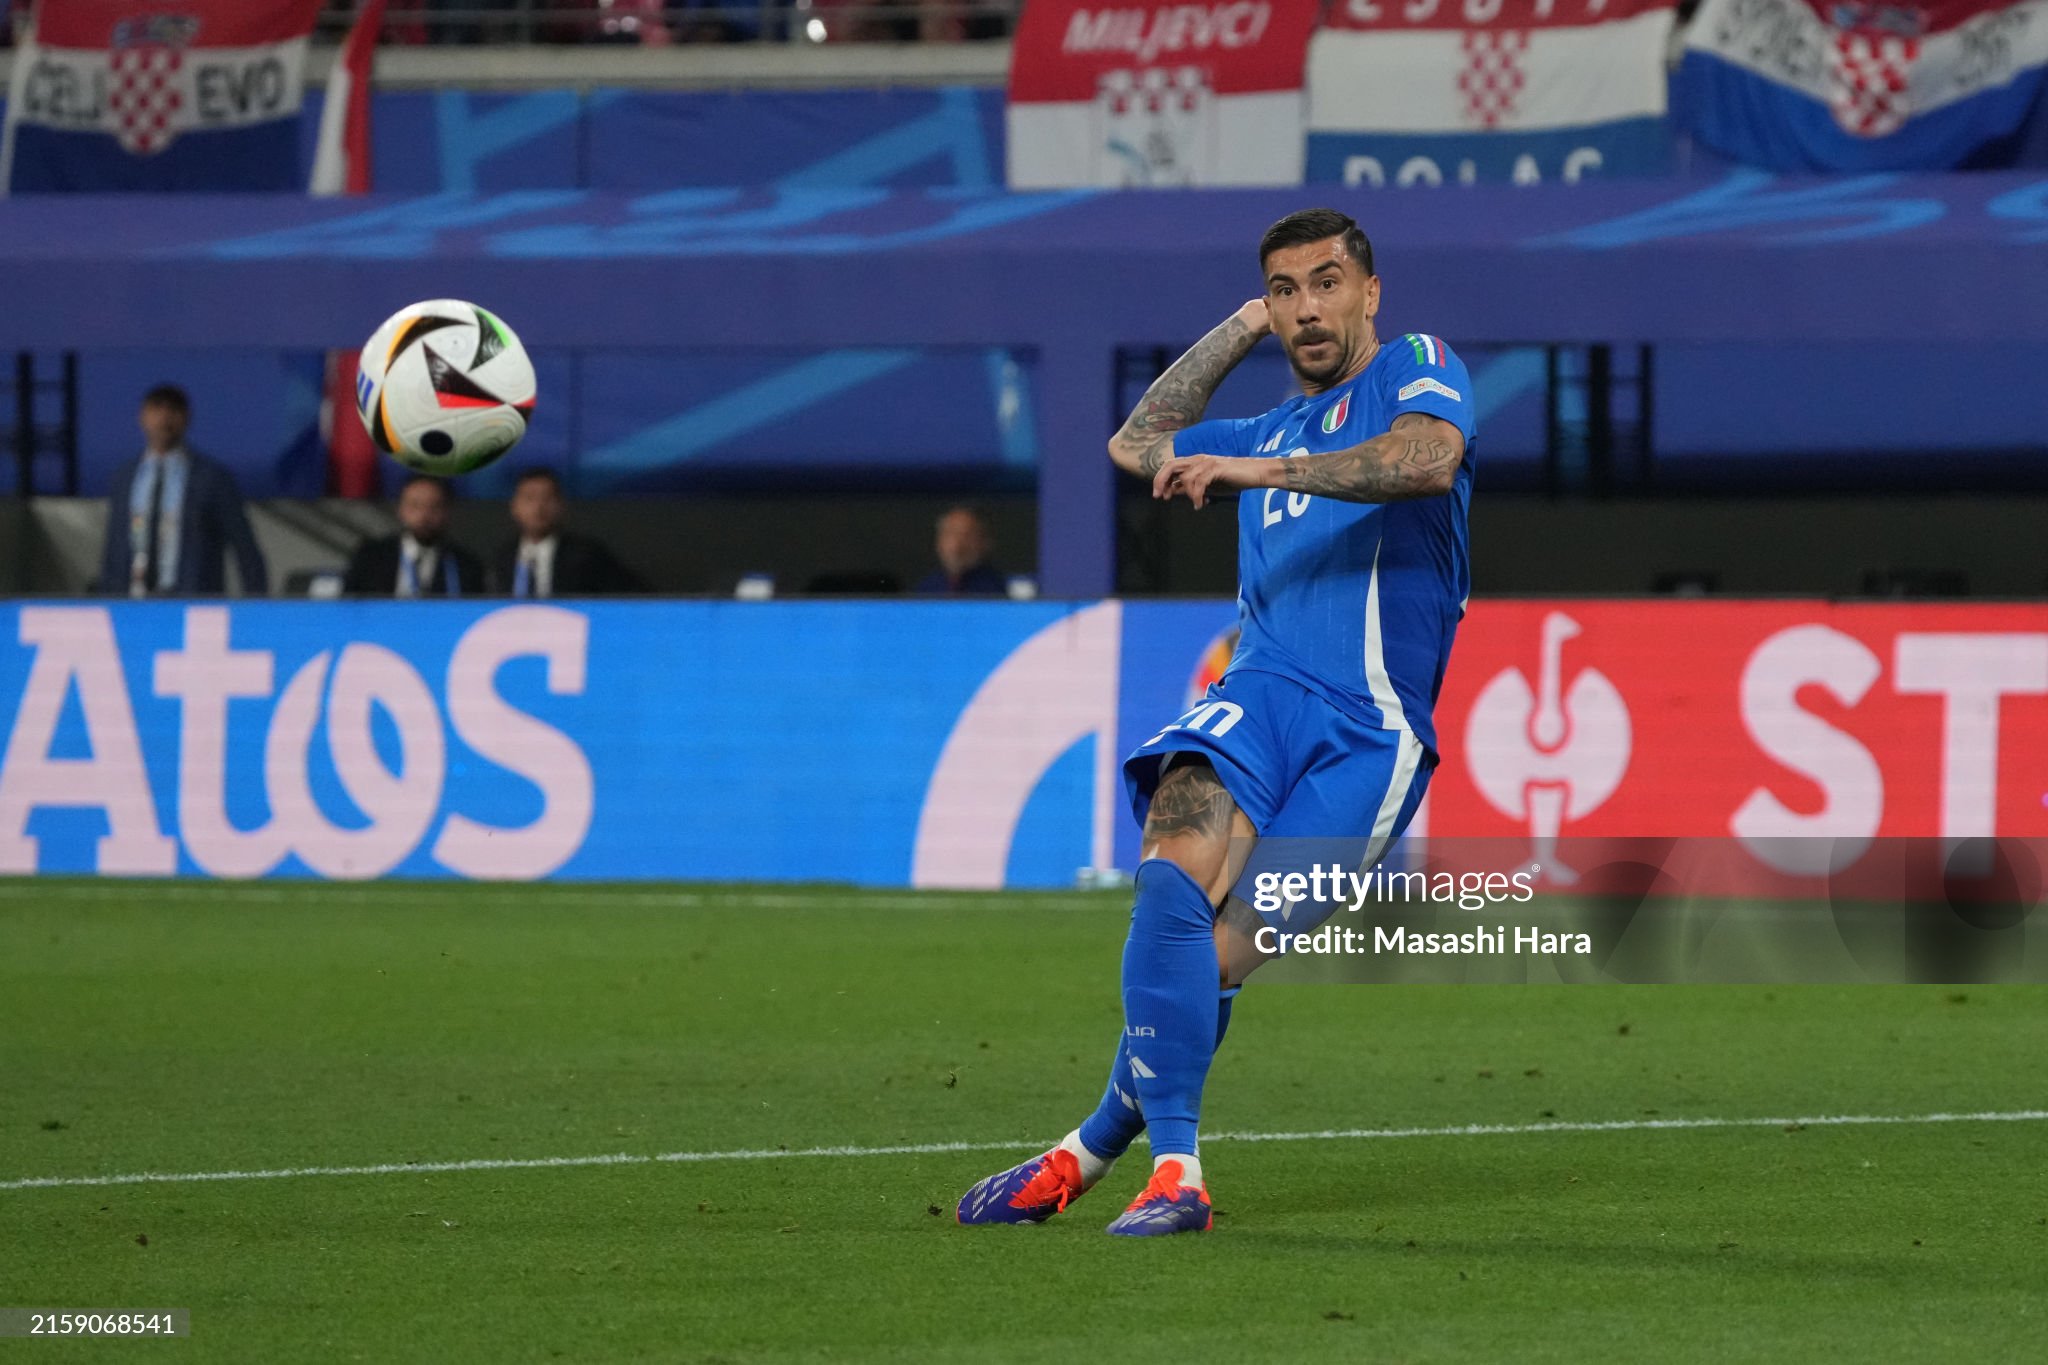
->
[1635, 343, 1655, 488]
[15, 352, 34, 499]
[61, 352, 80, 495]
[1586, 343, 1614, 498]
[1542, 344, 1562, 497]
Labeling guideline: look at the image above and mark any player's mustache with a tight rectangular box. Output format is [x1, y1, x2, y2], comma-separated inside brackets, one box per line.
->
[1292, 330, 1337, 347]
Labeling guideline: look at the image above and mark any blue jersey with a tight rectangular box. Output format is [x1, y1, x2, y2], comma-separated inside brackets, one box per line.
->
[1171, 332, 1476, 756]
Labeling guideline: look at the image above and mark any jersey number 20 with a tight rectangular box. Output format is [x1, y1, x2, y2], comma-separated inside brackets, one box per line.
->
[1263, 448, 1311, 528]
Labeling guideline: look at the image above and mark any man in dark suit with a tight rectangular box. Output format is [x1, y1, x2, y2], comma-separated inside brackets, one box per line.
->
[491, 466, 642, 597]
[343, 474, 484, 598]
[913, 504, 1008, 596]
[94, 384, 268, 597]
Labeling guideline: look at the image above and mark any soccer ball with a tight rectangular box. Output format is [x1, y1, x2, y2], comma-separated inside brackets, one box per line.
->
[356, 299, 536, 476]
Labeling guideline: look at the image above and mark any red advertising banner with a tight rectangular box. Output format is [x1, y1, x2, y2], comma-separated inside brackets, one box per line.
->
[1006, 0, 1322, 187]
[1323, 0, 1671, 30]
[28, 0, 324, 48]
[1427, 600, 2048, 850]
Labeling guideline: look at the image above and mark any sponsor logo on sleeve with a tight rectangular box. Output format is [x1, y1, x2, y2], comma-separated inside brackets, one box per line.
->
[1399, 376, 1462, 403]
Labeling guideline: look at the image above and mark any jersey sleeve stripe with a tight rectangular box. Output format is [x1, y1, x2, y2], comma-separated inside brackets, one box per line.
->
[1403, 333, 1445, 367]
[1362, 535, 1410, 731]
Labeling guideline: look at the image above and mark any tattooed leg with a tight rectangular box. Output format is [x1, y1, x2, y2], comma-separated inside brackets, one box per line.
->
[1216, 892, 1279, 989]
[1141, 758, 1258, 908]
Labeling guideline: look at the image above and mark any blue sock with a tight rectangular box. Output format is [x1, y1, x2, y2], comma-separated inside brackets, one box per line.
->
[1076, 984, 1238, 1162]
[1115, 859, 1221, 1158]
[1076, 1031, 1144, 1161]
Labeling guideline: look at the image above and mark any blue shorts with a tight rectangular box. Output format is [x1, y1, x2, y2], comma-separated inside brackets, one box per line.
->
[1122, 668, 1434, 924]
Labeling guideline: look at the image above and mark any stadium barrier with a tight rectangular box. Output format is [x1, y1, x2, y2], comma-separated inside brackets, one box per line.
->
[2, 598, 2044, 887]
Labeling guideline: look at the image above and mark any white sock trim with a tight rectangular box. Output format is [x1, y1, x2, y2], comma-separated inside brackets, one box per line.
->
[1154, 1151, 1202, 1189]
[1057, 1130, 1112, 1188]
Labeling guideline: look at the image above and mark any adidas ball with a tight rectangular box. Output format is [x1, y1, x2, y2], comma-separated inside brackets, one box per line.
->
[356, 299, 536, 476]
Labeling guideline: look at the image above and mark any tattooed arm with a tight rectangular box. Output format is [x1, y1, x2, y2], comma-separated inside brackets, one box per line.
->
[1107, 299, 1270, 478]
[1276, 411, 1465, 502]
[1153, 411, 1465, 509]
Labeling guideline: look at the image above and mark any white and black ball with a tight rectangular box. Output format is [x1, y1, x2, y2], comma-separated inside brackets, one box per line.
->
[357, 299, 536, 476]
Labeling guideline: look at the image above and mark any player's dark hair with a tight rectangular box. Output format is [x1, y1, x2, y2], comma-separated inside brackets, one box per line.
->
[141, 383, 190, 415]
[1259, 209, 1374, 277]
[400, 473, 452, 502]
[513, 466, 562, 494]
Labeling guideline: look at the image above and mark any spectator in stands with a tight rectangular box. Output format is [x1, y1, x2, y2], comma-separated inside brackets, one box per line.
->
[593, 0, 673, 43]
[94, 385, 268, 598]
[538, 0, 683, 43]
[798, 0, 1009, 43]
[342, 474, 484, 597]
[667, 0, 774, 42]
[914, 504, 1006, 595]
[427, 0, 523, 44]
[492, 466, 643, 596]
[918, 0, 1009, 41]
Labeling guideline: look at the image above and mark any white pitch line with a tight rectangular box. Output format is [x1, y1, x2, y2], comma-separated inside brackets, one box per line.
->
[5, 1109, 2044, 1194]
[0, 884, 1105, 912]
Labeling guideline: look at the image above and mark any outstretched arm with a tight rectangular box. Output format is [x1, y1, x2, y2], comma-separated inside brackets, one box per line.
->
[1107, 299, 1269, 478]
[1153, 411, 1465, 509]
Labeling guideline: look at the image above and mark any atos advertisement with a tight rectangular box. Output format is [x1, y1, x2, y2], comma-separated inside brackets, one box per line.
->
[2, 600, 2045, 886]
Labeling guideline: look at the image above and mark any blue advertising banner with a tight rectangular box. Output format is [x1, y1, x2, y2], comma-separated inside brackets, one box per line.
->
[9, 176, 2048, 356]
[582, 87, 1004, 192]
[0, 600, 1251, 888]
[5, 84, 1008, 194]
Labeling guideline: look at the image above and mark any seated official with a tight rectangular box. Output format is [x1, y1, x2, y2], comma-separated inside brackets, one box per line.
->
[491, 466, 642, 597]
[913, 504, 1007, 596]
[342, 474, 484, 598]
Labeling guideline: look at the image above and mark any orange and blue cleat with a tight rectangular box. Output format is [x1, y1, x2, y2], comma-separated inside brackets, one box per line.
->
[955, 1147, 1088, 1226]
[1104, 1159, 1212, 1237]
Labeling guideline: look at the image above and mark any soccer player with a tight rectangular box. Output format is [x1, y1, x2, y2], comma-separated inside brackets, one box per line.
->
[956, 208, 1476, 1236]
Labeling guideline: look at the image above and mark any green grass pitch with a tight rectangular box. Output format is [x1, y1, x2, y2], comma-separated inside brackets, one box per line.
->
[2, 881, 2043, 1363]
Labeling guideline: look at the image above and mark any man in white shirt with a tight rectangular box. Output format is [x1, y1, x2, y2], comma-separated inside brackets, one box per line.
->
[342, 474, 484, 598]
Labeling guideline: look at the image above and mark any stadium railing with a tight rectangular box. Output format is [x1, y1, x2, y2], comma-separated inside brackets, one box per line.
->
[315, 0, 1020, 45]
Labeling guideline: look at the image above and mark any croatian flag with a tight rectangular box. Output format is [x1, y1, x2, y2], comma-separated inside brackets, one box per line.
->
[1007, 0, 1322, 188]
[1677, 0, 2048, 171]
[0, 0, 324, 193]
[309, 0, 385, 197]
[1305, 0, 1679, 187]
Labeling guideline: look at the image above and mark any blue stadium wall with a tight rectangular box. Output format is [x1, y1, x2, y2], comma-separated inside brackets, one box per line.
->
[7, 87, 2047, 496]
